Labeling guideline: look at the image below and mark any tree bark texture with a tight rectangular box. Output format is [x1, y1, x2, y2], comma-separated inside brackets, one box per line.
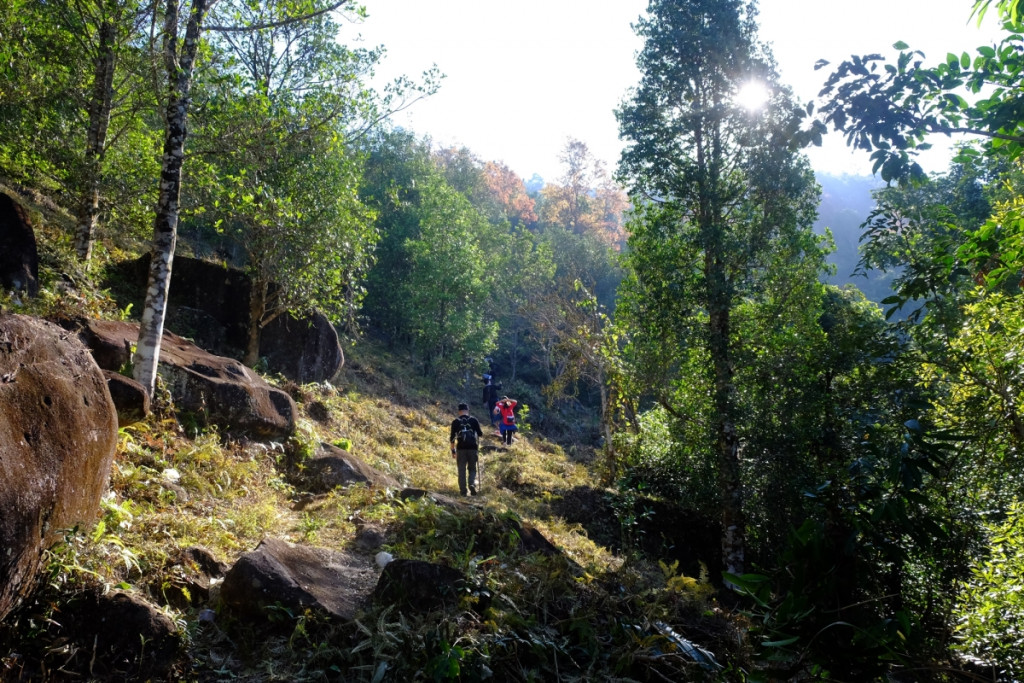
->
[243, 277, 268, 367]
[74, 20, 117, 262]
[134, 0, 210, 396]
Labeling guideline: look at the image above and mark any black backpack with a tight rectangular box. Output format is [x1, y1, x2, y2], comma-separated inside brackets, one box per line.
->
[456, 416, 478, 448]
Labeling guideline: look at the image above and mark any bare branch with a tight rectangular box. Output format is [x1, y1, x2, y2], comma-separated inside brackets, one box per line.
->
[205, 0, 352, 33]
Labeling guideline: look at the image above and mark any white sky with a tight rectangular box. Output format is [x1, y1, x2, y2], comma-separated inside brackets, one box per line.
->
[351, 0, 1007, 183]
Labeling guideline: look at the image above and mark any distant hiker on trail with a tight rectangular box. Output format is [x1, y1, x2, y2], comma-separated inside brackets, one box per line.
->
[482, 373, 502, 436]
[450, 402, 484, 496]
[493, 396, 518, 446]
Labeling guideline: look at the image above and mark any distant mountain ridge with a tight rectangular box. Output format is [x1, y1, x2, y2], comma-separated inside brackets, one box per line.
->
[813, 172, 895, 304]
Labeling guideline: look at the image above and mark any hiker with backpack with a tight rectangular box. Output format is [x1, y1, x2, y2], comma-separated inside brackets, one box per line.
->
[493, 396, 518, 446]
[450, 402, 484, 496]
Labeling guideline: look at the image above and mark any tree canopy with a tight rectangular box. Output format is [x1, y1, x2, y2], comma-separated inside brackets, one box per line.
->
[8, 0, 1024, 676]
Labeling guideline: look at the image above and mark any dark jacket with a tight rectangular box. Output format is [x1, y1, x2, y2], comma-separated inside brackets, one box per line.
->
[450, 414, 483, 450]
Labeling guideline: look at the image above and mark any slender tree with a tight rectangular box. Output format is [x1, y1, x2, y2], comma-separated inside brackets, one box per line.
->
[134, 0, 209, 396]
[70, 0, 159, 262]
[195, 0, 391, 364]
[133, 0, 404, 394]
[617, 0, 822, 574]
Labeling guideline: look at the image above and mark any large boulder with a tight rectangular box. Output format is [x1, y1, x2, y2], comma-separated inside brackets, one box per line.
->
[303, 442, 400, 493]
[66, 318, 296, 438]
[110, 255, 344, 382]
[58, 590, 179, 680]
[260, 310, 343, 383]
[0, 315, 118, 621]
[219, 537, 378, 621]
[111, 254, 251, 355]
[0, 192, 39, 296]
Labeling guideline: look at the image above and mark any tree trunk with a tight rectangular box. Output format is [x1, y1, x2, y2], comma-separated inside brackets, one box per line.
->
[699, 96, 745, 578]
[599, 378, 617, 484]
[706, 245, 745, 574]
[74, 20, 117, 262]
[134, 0, 210, 396]
[243, 277, 268, 367]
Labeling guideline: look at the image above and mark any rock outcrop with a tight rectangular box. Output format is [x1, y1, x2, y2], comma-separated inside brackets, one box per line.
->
[110, 255, 344, 382]
[65, 318, 296, 438]
[399, 487, 469, 510]
[59, 590, 180, 680]
[112, 254, 250, 355]
[0, 192, 39, 296]
[303, 442, 400, 492]
[511, 521, 560, 555]
[219, 537, 378, 621]
[152, 546, 228, 611]
[260, 311, 344, 383]
[0, 315, 118, 621]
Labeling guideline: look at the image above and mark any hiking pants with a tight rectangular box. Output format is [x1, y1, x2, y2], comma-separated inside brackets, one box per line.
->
[499, 423, 517, 445]
[456, 448, 478, 495]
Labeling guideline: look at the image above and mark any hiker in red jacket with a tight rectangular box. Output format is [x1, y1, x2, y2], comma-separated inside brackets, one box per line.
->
[493, 396, 518, 446]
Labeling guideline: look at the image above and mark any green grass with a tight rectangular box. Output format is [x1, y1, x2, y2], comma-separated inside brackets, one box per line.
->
[0, 217, 739, 681]
[0, 337, 738, 680]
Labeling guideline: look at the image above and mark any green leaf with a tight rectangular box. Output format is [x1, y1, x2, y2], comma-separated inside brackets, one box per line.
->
[762, 636, 800, 648]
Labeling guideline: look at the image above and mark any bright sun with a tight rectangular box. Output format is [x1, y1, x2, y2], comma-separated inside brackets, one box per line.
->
[736, 81, 770, 111]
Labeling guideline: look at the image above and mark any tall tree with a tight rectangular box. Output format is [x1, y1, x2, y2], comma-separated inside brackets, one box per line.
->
[360, 132, 501, 375]
[0, 0, 85, 185]
[68, 0, 157, 262]
[193, 0, 393, 364]
[0, 0, 160, 249]
[538, 138, 628, 247]
[134, 0, 210, 396]
[616, 0, 822, 574]
[132, 0, 422, 394]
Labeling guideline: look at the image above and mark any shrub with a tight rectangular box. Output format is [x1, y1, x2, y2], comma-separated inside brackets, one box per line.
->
[954, 503, 1024, 678]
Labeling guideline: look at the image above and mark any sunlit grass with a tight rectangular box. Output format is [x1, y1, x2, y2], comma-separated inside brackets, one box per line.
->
[62, 334, 626, 590]
[9, 333, 706, 681]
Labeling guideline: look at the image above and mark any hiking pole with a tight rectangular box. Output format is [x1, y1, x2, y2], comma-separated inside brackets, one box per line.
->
[477, 450, 483, 495]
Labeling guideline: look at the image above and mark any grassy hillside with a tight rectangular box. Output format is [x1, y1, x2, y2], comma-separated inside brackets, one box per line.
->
[0, 182, 744, 680]
[0, 323, 743, 681]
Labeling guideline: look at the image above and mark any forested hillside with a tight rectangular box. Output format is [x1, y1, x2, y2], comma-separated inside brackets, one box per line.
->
[3, 0, 1024, 680]
[814, 173, 895, 302]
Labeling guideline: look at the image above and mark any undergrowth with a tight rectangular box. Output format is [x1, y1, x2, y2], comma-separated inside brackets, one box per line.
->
[0, 227, 741, 680]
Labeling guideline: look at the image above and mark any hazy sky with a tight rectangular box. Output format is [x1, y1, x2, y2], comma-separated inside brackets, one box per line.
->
[352, 1, 1006, 182]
